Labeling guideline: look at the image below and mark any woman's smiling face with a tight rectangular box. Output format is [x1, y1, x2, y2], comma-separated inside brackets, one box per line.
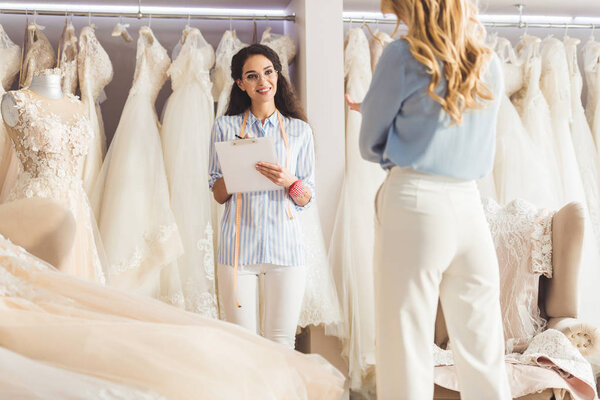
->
[236, 54, 279, 105]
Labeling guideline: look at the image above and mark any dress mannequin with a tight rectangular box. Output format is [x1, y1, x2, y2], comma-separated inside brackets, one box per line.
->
[1, 71, 64, 126]
[0, 197, 75, 270]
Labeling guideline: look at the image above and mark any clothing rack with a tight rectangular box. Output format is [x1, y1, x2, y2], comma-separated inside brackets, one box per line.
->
[343, 17, 600, 30]
[0, 6, 295, 22]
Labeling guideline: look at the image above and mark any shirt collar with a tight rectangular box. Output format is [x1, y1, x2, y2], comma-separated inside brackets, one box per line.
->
[247, 109, 279, 128]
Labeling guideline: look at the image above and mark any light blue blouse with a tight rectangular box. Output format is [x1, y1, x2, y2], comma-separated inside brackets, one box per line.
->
[359, 38, 504, 180]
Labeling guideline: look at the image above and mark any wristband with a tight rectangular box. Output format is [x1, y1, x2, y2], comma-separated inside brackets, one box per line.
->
[288, 180, 304, 198]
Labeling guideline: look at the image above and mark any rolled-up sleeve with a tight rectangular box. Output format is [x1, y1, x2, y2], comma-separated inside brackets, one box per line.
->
[359, 41, 408, 165]
[293, 123, 315, 211]
[208, 118, 223, 191]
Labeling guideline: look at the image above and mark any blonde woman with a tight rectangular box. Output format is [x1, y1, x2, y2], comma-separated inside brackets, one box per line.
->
[348, 0, 511, 398]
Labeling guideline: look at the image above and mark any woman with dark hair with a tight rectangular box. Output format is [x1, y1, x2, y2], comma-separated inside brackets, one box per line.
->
[208, 44, 314, 349]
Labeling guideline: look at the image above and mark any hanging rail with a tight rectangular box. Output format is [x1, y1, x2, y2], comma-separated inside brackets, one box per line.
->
[0, 8, 295, 21]
[343, 17, 600, 30]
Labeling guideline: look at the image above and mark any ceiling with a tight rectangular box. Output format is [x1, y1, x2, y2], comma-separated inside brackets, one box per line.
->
[343, 0, 600, 16]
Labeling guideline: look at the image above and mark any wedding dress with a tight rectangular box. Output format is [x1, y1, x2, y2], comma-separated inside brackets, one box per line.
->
[213, 30, 247, 118]
[493, 37, 557, 208]
[260, 26, 296, 81]
[4, 85, 105, 283]
[22, 23, 55, 88]
[59, 22, 78, 96]
[91, 26, 182, 297]
[512, 35, 563, 209]
[328, 27, 385, 396]
[78, 25, 113, 194]
[564, 36, 600, 247]
[583, 37, 600, 152]
[368, 30, 393, 72]
[0, 24, 21, 202]
[0, 233, 345, 400]
[160, 27, 217, 316]
[540, 37, 588, 208]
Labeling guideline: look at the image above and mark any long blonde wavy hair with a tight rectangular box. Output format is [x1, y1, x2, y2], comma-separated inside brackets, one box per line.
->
[382, 0, 493, 124]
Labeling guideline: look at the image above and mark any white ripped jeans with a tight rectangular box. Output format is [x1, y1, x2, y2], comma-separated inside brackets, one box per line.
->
[217, 263, 306, 349]
[373, 167, 511, 400]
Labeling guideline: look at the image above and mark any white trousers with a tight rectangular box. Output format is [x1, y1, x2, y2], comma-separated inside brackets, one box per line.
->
[217, 263, 306, 349]
[373, 167, 511, 400]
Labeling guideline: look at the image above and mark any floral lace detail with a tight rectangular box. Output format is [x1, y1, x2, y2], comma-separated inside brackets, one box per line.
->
[196, 223, 215, 281]
[111, 223, 179, 275]
[483, 198, 554, 353]
[168, 28, 214, 94]
[59, 23, 78, 95]
[130, 26, 170, 102]
[78, 26, 113, 104]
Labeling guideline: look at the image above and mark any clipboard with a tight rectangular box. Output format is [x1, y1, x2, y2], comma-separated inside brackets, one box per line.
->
[215, 136, 281, 193]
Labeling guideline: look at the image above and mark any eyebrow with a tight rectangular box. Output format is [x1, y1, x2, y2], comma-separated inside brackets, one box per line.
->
[243, 66, 275, 75]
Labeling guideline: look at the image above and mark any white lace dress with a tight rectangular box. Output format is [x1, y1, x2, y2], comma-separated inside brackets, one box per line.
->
[260, 27, 296, 81]
[512, 35, 563, 209]
[159, 27, 217, 316]
[493, 37, 557, 208]
[78, 26, 113, 195]
[328, 27, 385, 396]
[213, 30, 247, 118]
[5, 88, 106, 284]
[91, 26, 182, 297]
[59, 23, 78, 96]
[0, 24, 21, 203]
[584, 38, 600, 153]
[0, 233, 345, 400]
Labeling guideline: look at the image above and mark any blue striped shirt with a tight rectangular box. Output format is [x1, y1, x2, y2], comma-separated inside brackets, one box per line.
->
[208, 111, 315, 267]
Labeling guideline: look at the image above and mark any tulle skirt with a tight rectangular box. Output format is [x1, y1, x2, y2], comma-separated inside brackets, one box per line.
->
[80, 99, 106, 195]
[91, 92, 182, 296]
[0, 236, 345, 400]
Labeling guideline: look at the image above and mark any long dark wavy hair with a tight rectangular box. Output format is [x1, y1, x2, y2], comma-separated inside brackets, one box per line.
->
[225, 44, 307, 122]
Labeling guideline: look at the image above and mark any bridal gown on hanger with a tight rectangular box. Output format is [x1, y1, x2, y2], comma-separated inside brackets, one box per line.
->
[91, 26, 182, 297]
[160, 27, 217, 316]
[512, 35, 563, 209]
[0, 25, 21, 203]
[260, 26, 296, 81]
[59, 22, 78, 96]
[539, 37, 588, 208]
[584, 37, 600, 152]
[21, 23, 55, 88]
[564, 36, 600, 247]
[0, 233, 345, 400]
[329, 27, 385, 396]
[492, 38, 557, 208]
[4, 84, 106, 283]
[259, 26, 342, 331]
[213, 30, 247, 118]
[368, 30, 393, 73]
[78, 26, 113, 194]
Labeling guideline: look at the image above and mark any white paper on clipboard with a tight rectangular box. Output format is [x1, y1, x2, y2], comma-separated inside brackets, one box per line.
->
[215, 136, 281, 193]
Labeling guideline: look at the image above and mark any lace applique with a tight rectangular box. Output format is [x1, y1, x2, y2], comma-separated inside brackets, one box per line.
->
[483, 198, 554, 353]
[168, 28, 214, 94]
[111, 223, 179, 275]
[130, 26, 170, 101]
[260, 27, 296, 81]
[59, 23, 78, 96]
[78, 26, 113, 103]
